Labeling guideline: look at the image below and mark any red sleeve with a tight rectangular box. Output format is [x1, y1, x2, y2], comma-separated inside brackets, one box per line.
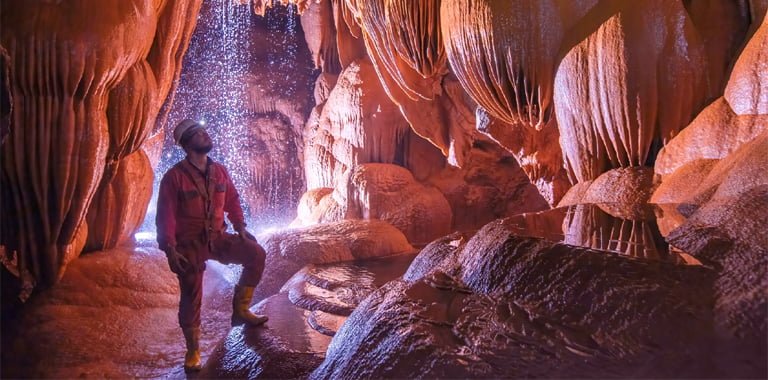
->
[222, 167, 246, 230]
[155, 171, 178, 249]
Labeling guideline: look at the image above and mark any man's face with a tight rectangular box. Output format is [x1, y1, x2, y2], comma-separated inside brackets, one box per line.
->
[183, 127, 213, 154]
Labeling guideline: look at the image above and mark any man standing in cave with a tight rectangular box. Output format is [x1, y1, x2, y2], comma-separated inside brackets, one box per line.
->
[156, 119, 269, 372]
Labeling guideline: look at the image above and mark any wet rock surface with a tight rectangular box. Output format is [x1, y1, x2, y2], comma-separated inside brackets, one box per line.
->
[0, 242, 232, 378]
[497, 204, 694, 264]
[314, 229, 717, 379]
[201, 253, 418, 377]
[312, 191, 766, 378]
[254, 219, 415, 301]
[197, 293, 331, 379]
[0, 238, 418, 379]
[667, 187, 768, 377]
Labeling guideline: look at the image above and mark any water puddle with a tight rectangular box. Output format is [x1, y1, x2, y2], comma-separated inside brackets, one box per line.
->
[281, 253, 417, 336]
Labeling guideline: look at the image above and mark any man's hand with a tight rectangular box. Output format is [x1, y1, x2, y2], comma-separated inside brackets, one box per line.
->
[166, 246, 190, 273]
[236, 227, 257, 242]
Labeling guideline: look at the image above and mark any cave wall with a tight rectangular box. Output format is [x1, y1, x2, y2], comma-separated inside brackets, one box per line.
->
[0, 0, 203, 292]
[1, 0, 765, 297]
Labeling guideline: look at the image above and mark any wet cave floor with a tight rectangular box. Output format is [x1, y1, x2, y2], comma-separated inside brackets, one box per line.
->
[0, 203, 735, 378]
[0, 238, 416, 378]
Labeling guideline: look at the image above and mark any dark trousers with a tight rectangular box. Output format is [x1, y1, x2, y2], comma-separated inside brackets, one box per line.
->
[173, 233, 266, 329]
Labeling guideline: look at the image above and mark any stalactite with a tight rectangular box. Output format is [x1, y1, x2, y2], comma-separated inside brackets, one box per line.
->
[83, 0, 203, 252]
[249, 0, 314, 16]
[554, 0, 709, 183]
[351, 0, 484, 167]
[332, 0, 367, 70]
[301, 0, 342, 74]
[441, 0, 599, 130]
[0, 0, 163, 289]
[358, 0, 446, 101]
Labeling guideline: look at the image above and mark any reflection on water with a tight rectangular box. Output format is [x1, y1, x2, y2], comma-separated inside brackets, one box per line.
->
[281, 253, 418, 336]
[503, 204, 699, 265]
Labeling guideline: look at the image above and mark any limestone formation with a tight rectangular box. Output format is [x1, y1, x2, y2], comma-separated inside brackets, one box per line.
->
[304, 58, 410, 189]
[0, 0, 202, 288]
[2, 0, 767, 377]
[341, 163, 452, 245]
[313, 231, 715, 379]
[254, 219, 414, 300]
[441, 0, 599, 130]
[476, 108, 570, 206]
[84, 150, 154, 251]
[554, 0, 709, 184]
[725, 12, 768, 116]
[559, 167, 657, 209]
[654, 98, 767, 177]
[85, 0, 203, 251]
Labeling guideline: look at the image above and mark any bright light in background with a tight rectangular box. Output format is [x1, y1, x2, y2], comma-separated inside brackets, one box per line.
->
[134, 231, 157, 246]
[134, 0, 309, 242]
[207, 261, 241, 285]
[134, 232, 156, 240]
[257, 226, 281, 235]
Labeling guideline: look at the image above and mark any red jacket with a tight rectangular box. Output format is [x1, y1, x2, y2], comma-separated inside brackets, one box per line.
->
[156, 158, 246, 251]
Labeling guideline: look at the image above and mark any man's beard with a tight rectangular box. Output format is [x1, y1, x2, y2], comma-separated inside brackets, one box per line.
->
[191, 142, 213, 154]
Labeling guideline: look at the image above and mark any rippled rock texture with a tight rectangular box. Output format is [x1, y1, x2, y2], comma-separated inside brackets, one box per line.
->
[1, 0, 203, 291]
[314, 224, 717, 378]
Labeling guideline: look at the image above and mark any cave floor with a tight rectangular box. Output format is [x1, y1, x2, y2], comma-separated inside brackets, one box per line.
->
[0, 240, 328, 379]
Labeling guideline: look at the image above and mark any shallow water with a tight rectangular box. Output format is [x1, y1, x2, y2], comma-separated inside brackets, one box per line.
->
[282, 253, 418, 331]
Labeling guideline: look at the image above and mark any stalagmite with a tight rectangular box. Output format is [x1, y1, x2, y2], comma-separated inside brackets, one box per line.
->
[341, 163, 452, 245]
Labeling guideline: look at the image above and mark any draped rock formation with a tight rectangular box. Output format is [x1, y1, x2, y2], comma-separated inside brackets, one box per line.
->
[85, 0, 202, 251]
[554, 0, 709, 184]
[439, 0, 601, 204]
[304, 58, 412, 190]
[0, 0, 204, 290]
[654, 14, 768, 201]
[355, 0, 478, 166]
[476, 109, 570, 206]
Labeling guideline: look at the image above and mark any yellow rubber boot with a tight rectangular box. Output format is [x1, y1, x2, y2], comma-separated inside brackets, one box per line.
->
[231, 285, 269, 327]
[182, 327, 202, 372]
